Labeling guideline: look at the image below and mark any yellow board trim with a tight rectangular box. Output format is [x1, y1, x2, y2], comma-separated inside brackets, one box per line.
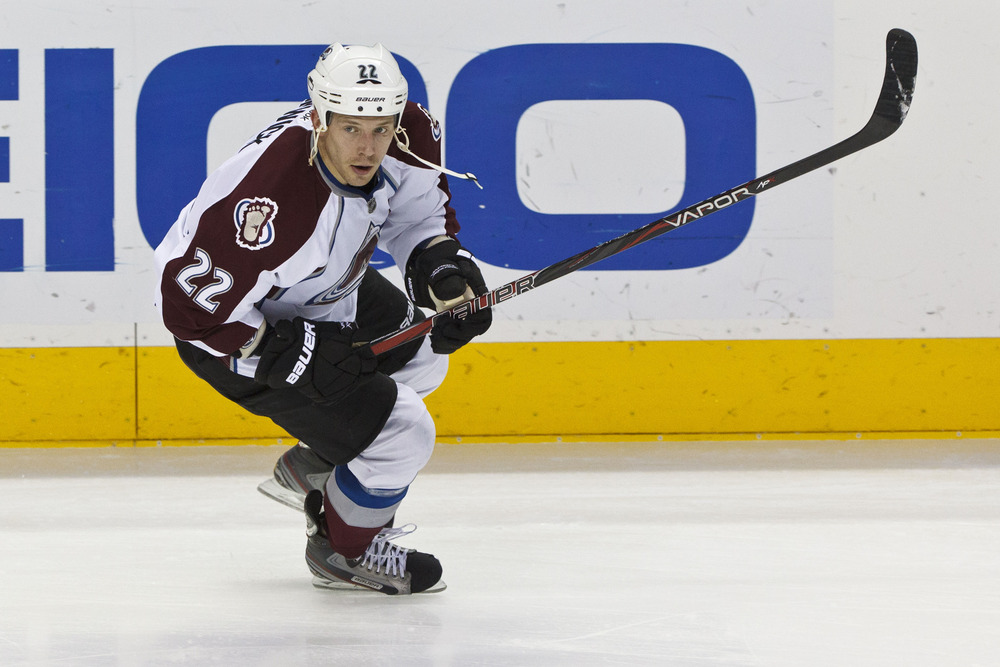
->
[432, 338, 1000, 435]
[2, 432, 999, 450]
[0, 346, 136, 440]
[1, 338, 998, 446]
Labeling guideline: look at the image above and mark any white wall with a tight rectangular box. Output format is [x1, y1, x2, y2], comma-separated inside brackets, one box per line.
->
[0, 0, 994, 348]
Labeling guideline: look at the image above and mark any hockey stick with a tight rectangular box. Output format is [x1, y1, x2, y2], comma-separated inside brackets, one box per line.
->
[369, 28, 917, 356]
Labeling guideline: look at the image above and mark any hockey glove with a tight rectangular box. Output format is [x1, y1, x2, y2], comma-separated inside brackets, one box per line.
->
[428, 309, 493, 355]
[405, 236, 492, 354]
[254, 317, 378, 404]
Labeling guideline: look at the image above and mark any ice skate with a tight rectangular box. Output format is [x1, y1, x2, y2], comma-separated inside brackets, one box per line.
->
[257, 443, 333, 512]
[303, 490, 445, 595]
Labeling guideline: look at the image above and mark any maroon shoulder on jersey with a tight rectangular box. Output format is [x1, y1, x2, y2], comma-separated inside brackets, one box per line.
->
[160, 125, 329, 353]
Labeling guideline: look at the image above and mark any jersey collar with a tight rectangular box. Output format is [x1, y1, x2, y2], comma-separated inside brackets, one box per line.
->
[314, 154, 387, 200]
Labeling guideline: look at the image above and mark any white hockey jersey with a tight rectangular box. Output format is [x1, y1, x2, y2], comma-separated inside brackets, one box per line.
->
[154, 101, 456, 372]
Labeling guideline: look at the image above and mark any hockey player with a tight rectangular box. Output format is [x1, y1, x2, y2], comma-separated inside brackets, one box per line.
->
[153, 43, 492, 595]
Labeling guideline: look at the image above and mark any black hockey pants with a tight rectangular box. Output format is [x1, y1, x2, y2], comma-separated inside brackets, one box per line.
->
[174, 267, 426, 465]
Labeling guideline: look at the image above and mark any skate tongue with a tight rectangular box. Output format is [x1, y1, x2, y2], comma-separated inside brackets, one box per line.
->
[304, 490, 326, 537]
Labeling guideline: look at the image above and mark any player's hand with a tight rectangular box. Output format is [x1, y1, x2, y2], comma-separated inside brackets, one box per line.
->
[254, 317, 378, 404]
[405, 236, 484, 309]
[405, 236, 492, 354]
[429, 309, 492, 354]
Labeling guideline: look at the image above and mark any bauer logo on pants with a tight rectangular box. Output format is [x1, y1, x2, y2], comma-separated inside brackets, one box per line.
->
[234, 197, 278, 250]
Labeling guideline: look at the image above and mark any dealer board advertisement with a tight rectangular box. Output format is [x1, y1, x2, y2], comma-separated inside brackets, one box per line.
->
[1, 0, 839, 344]
[1, 1, 997, 440]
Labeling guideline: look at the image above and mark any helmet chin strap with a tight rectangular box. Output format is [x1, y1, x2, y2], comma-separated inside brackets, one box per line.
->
[394, 126, 482, 190]
[308, 127, 322, 167]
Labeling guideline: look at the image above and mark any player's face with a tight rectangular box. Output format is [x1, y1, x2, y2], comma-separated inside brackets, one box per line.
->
[312, 111, 396, 187]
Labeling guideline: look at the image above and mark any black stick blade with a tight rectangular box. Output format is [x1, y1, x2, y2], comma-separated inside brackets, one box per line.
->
[869, 28, 918, 137]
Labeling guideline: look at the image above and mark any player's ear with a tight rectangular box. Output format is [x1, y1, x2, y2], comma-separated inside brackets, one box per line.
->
[310, 108, 322, 131]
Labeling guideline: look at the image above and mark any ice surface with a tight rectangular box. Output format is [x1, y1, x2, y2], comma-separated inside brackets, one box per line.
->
[1, 440, 998, 666]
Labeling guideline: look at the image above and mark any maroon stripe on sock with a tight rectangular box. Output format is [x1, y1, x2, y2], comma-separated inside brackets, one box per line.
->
[323, 494, 382, 559]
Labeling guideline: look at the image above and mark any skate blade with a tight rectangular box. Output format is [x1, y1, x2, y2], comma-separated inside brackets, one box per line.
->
[256, 478, 306, 512]
[311, 575, 447, 594]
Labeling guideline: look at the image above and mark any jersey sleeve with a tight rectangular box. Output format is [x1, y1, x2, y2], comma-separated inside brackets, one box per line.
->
[155, 223, 267, 357]
[154, 126, 325, 357]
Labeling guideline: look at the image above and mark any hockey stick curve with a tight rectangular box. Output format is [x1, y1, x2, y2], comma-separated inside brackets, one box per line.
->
[369, 28, 918, 356]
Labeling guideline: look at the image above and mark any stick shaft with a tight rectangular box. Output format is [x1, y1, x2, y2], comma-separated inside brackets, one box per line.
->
[370, 29, 917, 356]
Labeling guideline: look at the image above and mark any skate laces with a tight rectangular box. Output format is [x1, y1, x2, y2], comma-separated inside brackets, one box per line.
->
[359, 524, 417, 578]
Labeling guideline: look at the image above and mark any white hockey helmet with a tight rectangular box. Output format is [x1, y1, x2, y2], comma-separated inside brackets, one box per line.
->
[307, 43, 408, 132]
[306, 42, 482, 187]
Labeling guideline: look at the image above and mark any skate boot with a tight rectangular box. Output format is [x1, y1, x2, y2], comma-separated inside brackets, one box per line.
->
[303, 490, 445, 595]
[257, 443, 333, 512]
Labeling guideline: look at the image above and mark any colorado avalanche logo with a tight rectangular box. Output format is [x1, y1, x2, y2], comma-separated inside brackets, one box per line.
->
[234, 197, 277, 250]
[305, 223, 380, 306]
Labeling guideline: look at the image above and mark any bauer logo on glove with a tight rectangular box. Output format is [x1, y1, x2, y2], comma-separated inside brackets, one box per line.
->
[254, 317, 378, 404]
[285, 320, 317, 385]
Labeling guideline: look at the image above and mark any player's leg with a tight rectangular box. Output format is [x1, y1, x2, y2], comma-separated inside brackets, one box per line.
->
[304, 383, 445, 594]
[173, 342, 443, 594]
[259, 267, 448, 509]
[173, 335, 397, 500]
